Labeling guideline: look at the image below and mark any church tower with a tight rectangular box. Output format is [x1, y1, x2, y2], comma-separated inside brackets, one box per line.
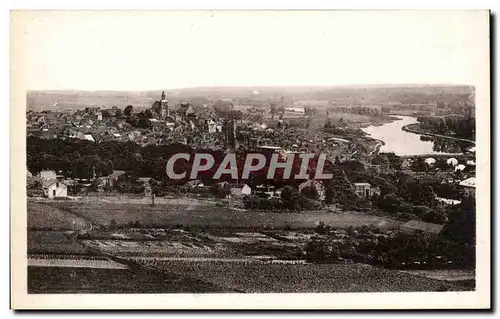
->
[160, 91, 169, 119]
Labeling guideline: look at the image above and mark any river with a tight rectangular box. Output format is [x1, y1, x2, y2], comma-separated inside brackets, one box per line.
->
[361, 116, 464, 156]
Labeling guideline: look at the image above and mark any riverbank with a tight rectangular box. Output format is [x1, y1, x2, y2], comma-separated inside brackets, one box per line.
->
[361, 115, 474, 157]
[358, 115, 401, 129]
[402, 124, 476, 145]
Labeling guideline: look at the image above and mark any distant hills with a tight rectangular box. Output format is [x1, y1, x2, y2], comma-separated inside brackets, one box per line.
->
[27, 85, 474, 111]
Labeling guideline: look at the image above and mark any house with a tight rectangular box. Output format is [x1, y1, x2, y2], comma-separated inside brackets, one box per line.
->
[436, 197, 461, 206]
[229, 184, 252, 198]
[104, 170, 126, 187]
[83, 134, 95, 142]
[424, 157, 436, 166]
[138, 177, 154, 184]
[42, 179, 68, 199]
[207, 119, 217, 133]
[399, 220, 444, 236]
[138, 177, 156, 197]
[187, 180, 204, 188]
[299, 180, 325, 201]
[254, 184, 276, 198]
[37, 170, 57, 181]
[353, 182, 371, 198]
[446, 158, 458, 167]
[401, 158, 413, 170]
[284, 107, 306, 115]
[459, 177, 476, 197]
[144, 183, 152, 197]
[370, 186, 381, 197]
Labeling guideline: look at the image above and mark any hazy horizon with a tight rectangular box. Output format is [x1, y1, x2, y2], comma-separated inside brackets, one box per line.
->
[27, 83, 475, 93]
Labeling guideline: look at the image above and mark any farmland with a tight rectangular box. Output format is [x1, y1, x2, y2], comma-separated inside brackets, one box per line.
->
[47, 201, 401, 230]
[137, 260, 466, 293]
[26, 201, 472, 294]
[28, 266, 228, 293]
[28, 231, 92, 255]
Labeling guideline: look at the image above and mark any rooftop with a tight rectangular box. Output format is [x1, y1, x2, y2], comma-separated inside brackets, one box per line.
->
[108, 170, 126, 179]
[258, 145, 282, 150]
[353, 182, 371, 187]
[41, 179, 66, 188]
[459, 177, 476, 188]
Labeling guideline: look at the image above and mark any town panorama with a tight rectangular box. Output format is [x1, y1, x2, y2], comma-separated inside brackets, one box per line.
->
[26, 85, 476, 293]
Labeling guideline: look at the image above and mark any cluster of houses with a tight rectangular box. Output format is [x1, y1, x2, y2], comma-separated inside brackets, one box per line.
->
[26, 169, 156, 199]
[26, 91, 356, 157]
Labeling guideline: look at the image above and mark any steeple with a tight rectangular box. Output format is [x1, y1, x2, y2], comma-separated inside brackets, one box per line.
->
[160, 90, 169, 119]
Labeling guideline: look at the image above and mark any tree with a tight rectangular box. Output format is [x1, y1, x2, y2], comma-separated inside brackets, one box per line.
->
[440, 196, 475, 266]
[281, 185, 300, 210]
[315, 221, 330, 234]
[101, 110, 110, 118]
[324, 119, 332, 129]
[411, 158, 427, 172]
[305, 239, 340, 262]
[412, 205, 432, 219]
[270, 104, 277, 119]
[124, 105, 134, 117]
[301, 185, 319, 200]
[324, 166, 357, 208]
[420, 185, 437, 206]
[144, 109, 153, 118]
[133, 220, 142, 228]
[115, 108, 123, 118]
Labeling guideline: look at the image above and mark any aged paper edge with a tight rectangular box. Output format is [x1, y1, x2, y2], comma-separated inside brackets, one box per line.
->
[10, 10, 491, 310]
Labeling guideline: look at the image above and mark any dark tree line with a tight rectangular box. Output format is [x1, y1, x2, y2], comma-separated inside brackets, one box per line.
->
[26, 137, 335, 187]
[417, 115, 475, 140]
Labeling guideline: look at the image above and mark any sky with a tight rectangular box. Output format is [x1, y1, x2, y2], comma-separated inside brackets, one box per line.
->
[12, 10, 489, 91]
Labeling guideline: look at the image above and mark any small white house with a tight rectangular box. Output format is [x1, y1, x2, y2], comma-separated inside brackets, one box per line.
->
[229, 184, 252, 198]
[353, 182, 371, 198]
[424, 157, 436, 166]
[459, 177, 476, 197]
[42, 179, 68, 199]
[446, 158, 458, 167]
[207, 119, 217, 133]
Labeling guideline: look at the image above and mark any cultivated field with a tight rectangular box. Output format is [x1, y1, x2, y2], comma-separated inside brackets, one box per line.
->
[28, 266, 228, 293]
[140, 260, 466, 293]
[48, 202, 401, 230]
[28, 231, 93, 255]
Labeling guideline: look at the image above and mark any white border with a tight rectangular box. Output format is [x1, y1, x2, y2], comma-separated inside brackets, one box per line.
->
[6, 4, 493, 313]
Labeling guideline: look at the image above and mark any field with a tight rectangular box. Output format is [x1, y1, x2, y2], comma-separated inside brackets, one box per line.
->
[28, 202, 89, 230]
[139, 260, 466, 293]
[28, 231, 93, 255]
[48, 202, 401, 230]
[28, 266, 228, 293]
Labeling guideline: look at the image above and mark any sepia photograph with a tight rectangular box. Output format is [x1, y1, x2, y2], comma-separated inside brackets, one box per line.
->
[10, 10, 490, 309]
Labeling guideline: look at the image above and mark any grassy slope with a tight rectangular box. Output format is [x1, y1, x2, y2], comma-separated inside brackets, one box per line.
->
[28, 202, 89, 230]
[49, 202, 401, 230]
